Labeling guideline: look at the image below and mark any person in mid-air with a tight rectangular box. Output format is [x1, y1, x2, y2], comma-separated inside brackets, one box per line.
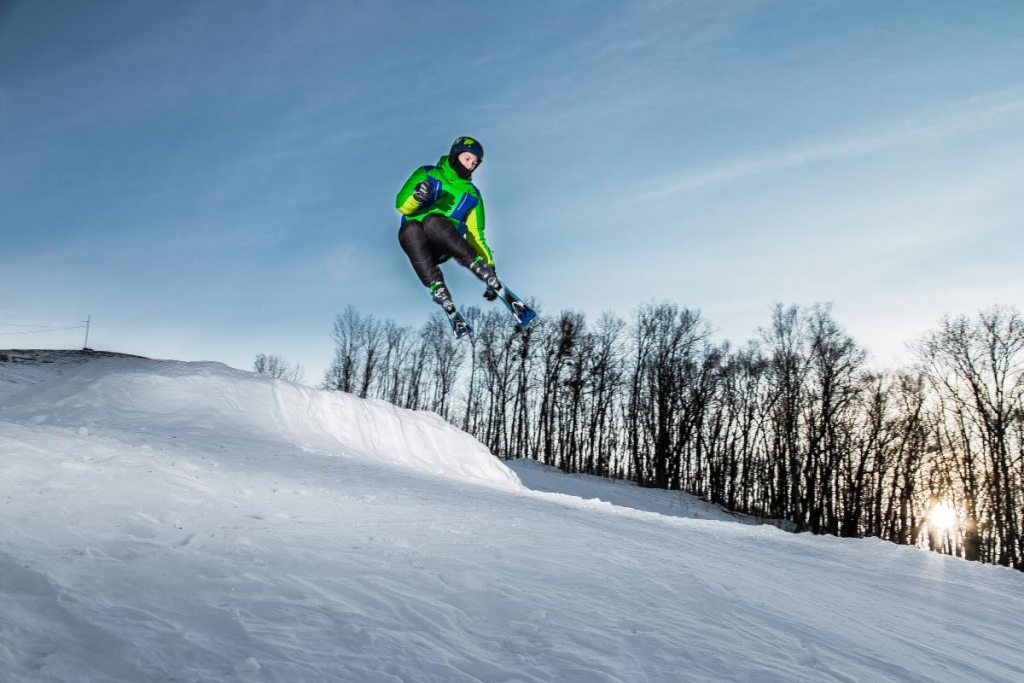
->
[395, 136, 534, 337]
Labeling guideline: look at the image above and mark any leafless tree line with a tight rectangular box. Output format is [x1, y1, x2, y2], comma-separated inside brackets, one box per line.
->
[321, 302, 1024, 571]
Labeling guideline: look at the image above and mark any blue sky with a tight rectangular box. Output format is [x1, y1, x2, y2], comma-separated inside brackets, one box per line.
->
[2, 0, 1022, 381]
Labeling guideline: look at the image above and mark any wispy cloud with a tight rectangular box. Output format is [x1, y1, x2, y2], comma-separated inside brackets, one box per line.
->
[640, 86, 1024, 200]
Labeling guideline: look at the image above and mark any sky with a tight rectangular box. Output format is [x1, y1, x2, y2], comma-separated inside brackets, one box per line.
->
[1, 0, 1022, 382]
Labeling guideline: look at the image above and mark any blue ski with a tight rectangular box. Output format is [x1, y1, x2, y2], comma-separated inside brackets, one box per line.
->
[495, 283, 537, 330]
[446, 309, 473, 339]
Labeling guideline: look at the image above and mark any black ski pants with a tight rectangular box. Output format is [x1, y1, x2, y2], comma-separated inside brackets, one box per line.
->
[398, 214, 478, 288]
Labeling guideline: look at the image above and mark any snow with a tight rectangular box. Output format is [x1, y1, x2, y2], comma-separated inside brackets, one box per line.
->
[509, 459, 762, 525]
[2, 355, 518, 492]
[1, 353, 1022, 682]
[0, 350, 106, 402]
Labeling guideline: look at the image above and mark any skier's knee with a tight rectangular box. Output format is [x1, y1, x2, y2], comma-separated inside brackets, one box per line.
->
[397, 220, 423, 249]
[421, 213, 453, 237]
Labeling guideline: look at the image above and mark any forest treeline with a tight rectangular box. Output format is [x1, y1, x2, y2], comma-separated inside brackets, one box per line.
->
[314, 301, 1023, 571]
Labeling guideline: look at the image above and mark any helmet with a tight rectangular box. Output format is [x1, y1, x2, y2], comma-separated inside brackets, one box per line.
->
[450, 136, 484, 161]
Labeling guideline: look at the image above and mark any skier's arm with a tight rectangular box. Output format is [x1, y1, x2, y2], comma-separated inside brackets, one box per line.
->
[396, 167, 430, 216]
[464, 201, 494, 266]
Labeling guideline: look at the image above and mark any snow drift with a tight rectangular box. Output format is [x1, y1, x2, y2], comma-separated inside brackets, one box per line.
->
[0, 357, 520, 491]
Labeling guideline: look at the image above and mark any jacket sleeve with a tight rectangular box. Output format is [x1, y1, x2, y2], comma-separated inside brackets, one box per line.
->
[396, 167, 429, 216]
[464, 198, 494, 266]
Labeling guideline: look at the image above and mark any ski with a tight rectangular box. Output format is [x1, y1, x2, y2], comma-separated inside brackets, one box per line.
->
[446, 309, 473, 339]
[494, 283, 537, 330]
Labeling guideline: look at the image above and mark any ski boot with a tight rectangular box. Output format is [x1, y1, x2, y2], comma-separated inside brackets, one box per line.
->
[430, 282, 472, 339]
[468, 258, 537, 330]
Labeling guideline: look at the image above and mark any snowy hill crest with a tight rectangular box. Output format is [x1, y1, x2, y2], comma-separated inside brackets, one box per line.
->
[1, 356, 520, 491]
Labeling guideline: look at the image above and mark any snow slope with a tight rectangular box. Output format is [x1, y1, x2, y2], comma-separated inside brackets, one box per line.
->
[1, 354, 1022, 683]
[509, 459, 760, 525]
[1, 355, 517, 491]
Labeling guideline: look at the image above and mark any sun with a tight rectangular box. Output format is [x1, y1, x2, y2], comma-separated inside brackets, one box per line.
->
[927, 501, 959, 533]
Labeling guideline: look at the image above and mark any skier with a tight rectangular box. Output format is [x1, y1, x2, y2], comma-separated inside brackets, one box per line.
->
[396, 136, 536, 338]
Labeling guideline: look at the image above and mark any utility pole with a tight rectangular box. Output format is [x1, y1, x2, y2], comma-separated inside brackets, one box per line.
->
[83, 316, 91, 350]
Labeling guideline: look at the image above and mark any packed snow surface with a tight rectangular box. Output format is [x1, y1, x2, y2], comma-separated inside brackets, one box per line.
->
[1, 352, 1022, 683]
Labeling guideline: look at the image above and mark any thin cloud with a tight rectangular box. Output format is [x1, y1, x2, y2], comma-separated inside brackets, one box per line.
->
[640, 86, 1024, 200]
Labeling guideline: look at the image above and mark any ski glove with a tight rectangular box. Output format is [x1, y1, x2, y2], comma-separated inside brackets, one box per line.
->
[413, 180, 433, 204]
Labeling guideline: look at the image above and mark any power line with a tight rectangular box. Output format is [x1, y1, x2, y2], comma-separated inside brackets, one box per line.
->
[0, 322, 82, 328]
[0, 325, 87, 336]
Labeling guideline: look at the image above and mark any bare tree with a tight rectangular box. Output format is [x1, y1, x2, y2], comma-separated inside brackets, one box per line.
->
[584, 312, 627, 477]
[323, 306, 383, 397]
[760, 304, 811, 527]
[359, 315, 385, 399]
[803, 303, 867, 535]
[534, 312, 579, 466]
[421, 313, 468, 420]
[323, 306, 363, 392]
[253, 353, 305, 383]
[377, 320, 416, 405]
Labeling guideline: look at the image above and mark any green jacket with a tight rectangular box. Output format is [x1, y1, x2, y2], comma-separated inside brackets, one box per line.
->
[395, 156, 494, 266]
